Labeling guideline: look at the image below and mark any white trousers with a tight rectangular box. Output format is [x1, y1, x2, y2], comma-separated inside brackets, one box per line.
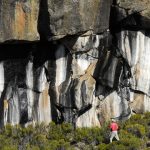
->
[110, 131, 119, 143]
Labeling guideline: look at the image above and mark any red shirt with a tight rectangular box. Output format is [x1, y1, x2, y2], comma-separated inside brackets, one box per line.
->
[110, 122, 118, 131]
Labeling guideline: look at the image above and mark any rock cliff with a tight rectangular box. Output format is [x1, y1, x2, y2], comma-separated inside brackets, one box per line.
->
[0, 0, 150, 127]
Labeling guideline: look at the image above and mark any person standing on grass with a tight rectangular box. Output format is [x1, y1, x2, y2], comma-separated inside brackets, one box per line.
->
[109, 119, 120, 143]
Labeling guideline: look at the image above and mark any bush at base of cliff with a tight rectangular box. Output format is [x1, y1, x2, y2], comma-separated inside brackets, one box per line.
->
[97, 137, 145, 150]
[26, 144, 40, 150]
[46, 122, 74, 142]
[125, 124, 146, 138]
[119, 130, 146, 149]
[0, 113, 150, 149]
[97, 143, 108, 150]
[103, 142, 126, 150]
[120, 136, 145, 150]
[2, 145, 18, 150]
[123, 113, 150, 130]
[0, 133, 19, 149]
[74, 127, 102, 145]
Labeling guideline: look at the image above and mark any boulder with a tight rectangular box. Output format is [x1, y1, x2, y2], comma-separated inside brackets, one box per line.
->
[39, 0, 112, 40]
[113, 0, 150, 30]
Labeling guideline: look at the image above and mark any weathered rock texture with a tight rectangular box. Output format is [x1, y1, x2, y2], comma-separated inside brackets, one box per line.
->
[117, 0, 150, 18]
[0, 0, 150, 128]
[0, 0, 39, 42]
[48, 0, 111, 36]
[39, 0, 112, 40]
[112, 0, 150, 30]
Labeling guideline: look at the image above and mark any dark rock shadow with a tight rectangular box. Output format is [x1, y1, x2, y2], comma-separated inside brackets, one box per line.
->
[0, 40, 37, 61]
[38, 0, 53, 41]
[109, 4, 150, 33]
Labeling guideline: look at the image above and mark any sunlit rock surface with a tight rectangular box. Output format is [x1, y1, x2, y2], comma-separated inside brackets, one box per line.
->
[97, 91, 131, 124]
[1, 31, 150, 127]
[117, 31, 150, 96]
[1, 0, 150, 128]
[0, 0, 39, 42]
[129, 92, 150, 113]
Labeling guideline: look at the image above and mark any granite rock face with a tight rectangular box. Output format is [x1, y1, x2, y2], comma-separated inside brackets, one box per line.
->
[0, 0, 112, 41]
[0, 0, 39, 42]
[1, 0, 150, 128]
[39, 0, 112, 40]
[117, 0, 150, 18]
[112, 0, 150, 30]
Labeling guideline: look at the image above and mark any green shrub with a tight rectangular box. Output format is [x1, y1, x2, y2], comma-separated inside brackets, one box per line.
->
[125, 124, 146, 138]
[105, 141, 126, 150]
[90, 127, 103, 144]
[47, 139, 71, 150]
[130, 114, 143, 122]
[2, 145, 18, 150]
[61, 122, 73, 133]
[121, 137, 145, 150]
[61, 123, 74, 142]
[73, 126, 105, 146]
[32, 134, 48, 148]
[47, 122, 64, 140]
[97, 143, 108, 150]
[103, 134, 145, 150]
[0, 113, 150, 149]
[34, 122, 47, 135]
[123, 114, 143, 128]
[118, 129, 146, 150]
[98, 122, 110, 144]
[74, 127, 92, 143]
[4, 124, 13, 137]
[26, 145, 40, 150]
[143, 112, 150, 119]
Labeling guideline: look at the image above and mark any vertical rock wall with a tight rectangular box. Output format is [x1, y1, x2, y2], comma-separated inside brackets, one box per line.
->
[0, 0, 150, 127]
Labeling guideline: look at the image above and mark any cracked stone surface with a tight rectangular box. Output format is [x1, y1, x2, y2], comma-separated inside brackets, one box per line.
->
[1, 0, 150, 127]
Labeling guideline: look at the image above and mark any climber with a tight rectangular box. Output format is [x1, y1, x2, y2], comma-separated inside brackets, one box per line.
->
[109, 119, 120, 143]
